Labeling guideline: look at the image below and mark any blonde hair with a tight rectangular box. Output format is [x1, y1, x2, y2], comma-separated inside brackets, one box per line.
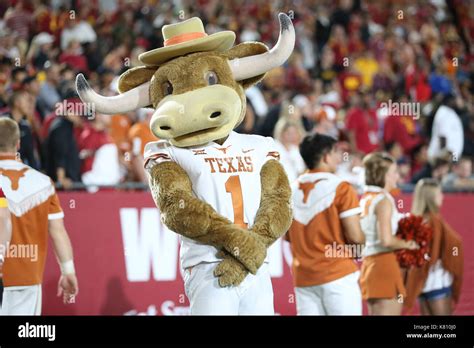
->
[363, 152, 395, 188]
[273, 117, 305, 144]
[411, 179, 441, 216]
[0, 117, 20, 152]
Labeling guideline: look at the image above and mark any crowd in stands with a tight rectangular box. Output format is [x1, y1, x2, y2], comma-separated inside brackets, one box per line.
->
[0, 0, 473, 190]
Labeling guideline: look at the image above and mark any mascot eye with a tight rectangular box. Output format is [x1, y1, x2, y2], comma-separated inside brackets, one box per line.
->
[162, 81, 173, 96]
[205, 71, 218, 85]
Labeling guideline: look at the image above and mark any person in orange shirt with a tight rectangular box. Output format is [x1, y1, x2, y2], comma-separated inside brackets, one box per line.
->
[288, 133, 365, 315]
[0, 117, 78, 315]
[0, 187, 11, 259]
[128, 108, 157, 183]
[110, 113, 132, 153]
[0, 186, 11, 307]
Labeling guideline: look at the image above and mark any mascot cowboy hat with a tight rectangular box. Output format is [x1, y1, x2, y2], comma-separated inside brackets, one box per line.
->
[139, 17, 236, 65]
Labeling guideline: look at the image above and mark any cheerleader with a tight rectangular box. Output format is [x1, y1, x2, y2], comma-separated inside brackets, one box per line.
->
[404, 179, 464, 315]
[359, 153, 419, 315]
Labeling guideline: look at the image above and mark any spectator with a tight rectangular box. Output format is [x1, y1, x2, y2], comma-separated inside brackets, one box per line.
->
[78, 113, 121, 190]
[317, 46, 337, 86]
[384, 142, 404, 161]
[345, 91, 379, 154]
[45, 106, 83, 189]
[38, 62, 62, 115]
[411, 156, 451, 184]
[60, 16, 97, 51]
[313, 104, 339, 139]
[0, 71, 9, 109]
[20, 75, 43, 138]
[354, 50, 379, 88]
[4, 90, 38, 169]
[0, 27, 21, 61]
[372, 59, 396, 96]
[128, 109, 157, 183]
[258, 97, 311, 138]
[4, 0, 31, 43]
[273, 118, 306, 183]
[59, 40, 89, 73]
[427, 94, 464, 161]
[336, 151, 365, 192]
[410, 143, 429, 179]
[384, 141, 411, 184]
[443, 157, 474, 189]
[382, 94, 423, 155]
[26, 32, 56, 70]
[10, 67, 27, 91]
[328, 25, 348, 71]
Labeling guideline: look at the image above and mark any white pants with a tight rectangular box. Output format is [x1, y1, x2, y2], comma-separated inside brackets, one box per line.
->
[183, 262, 274, 315]
[295, 271, 362, 315]
[1, 285, 42, 315]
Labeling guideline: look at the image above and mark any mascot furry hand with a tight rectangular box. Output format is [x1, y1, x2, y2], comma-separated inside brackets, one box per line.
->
[76, 13, 294, 287]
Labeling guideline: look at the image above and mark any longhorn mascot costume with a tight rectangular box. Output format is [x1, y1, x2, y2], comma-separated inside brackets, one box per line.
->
[76, 13, 294, 315]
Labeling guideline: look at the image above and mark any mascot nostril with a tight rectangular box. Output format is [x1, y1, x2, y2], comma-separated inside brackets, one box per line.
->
[76, 13, 294, 315]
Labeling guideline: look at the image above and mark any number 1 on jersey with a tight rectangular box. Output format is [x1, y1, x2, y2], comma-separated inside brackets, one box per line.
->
[225, 175, 247, 228]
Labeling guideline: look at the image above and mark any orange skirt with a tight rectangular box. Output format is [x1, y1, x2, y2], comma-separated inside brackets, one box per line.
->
[360, 252, 407, 300]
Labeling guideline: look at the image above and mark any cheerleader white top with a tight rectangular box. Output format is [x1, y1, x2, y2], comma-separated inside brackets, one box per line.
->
[360, 186, 403, 257]
[422, 260, 454, 293]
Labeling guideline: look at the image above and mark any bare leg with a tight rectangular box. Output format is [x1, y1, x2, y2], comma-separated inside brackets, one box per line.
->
[419, 298, 432, 315]
[427, 296, 453, 315]
[368, 298, 403, 315]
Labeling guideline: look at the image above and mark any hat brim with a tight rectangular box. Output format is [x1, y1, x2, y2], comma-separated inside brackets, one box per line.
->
[139, 31, 236, 66]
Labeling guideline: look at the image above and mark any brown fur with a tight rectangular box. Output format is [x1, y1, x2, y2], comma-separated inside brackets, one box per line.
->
[223, 42, 269, 89]
[119, 42, 268, 94]
[118, 42, 268, 127]
[118, 66, 157, 94]
[251, 159, 293, 245]
[149, 161, 266, 274]
[214, 250, 248, 286]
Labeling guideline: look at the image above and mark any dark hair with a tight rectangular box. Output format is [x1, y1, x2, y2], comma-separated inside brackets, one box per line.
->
[432, 156, 450, 170]
[411, 142, 427, 159]
[455, 156, 473, 165]
[299, 133, 337, 169]
[11, 67, 27, 80]
[8, 90, 27, 108]
[21, 75, 37, 85]
[384, 141, 398, 153]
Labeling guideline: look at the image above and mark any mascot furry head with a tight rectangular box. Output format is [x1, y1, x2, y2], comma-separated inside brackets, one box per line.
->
[76, 13, 294, 289]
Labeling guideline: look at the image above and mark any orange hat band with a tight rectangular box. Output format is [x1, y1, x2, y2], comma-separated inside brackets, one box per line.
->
[164, 32, 208, 47]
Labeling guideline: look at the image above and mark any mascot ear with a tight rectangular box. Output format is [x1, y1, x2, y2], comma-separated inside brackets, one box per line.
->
[225, 42, 269, 89]
[118, 66, 157, 94]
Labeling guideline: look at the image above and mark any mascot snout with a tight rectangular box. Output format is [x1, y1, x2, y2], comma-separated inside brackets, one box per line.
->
[150, 85, 242, 147]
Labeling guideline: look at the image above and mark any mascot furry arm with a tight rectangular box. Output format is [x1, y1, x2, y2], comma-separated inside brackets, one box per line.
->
[76, 13, 294, 286]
